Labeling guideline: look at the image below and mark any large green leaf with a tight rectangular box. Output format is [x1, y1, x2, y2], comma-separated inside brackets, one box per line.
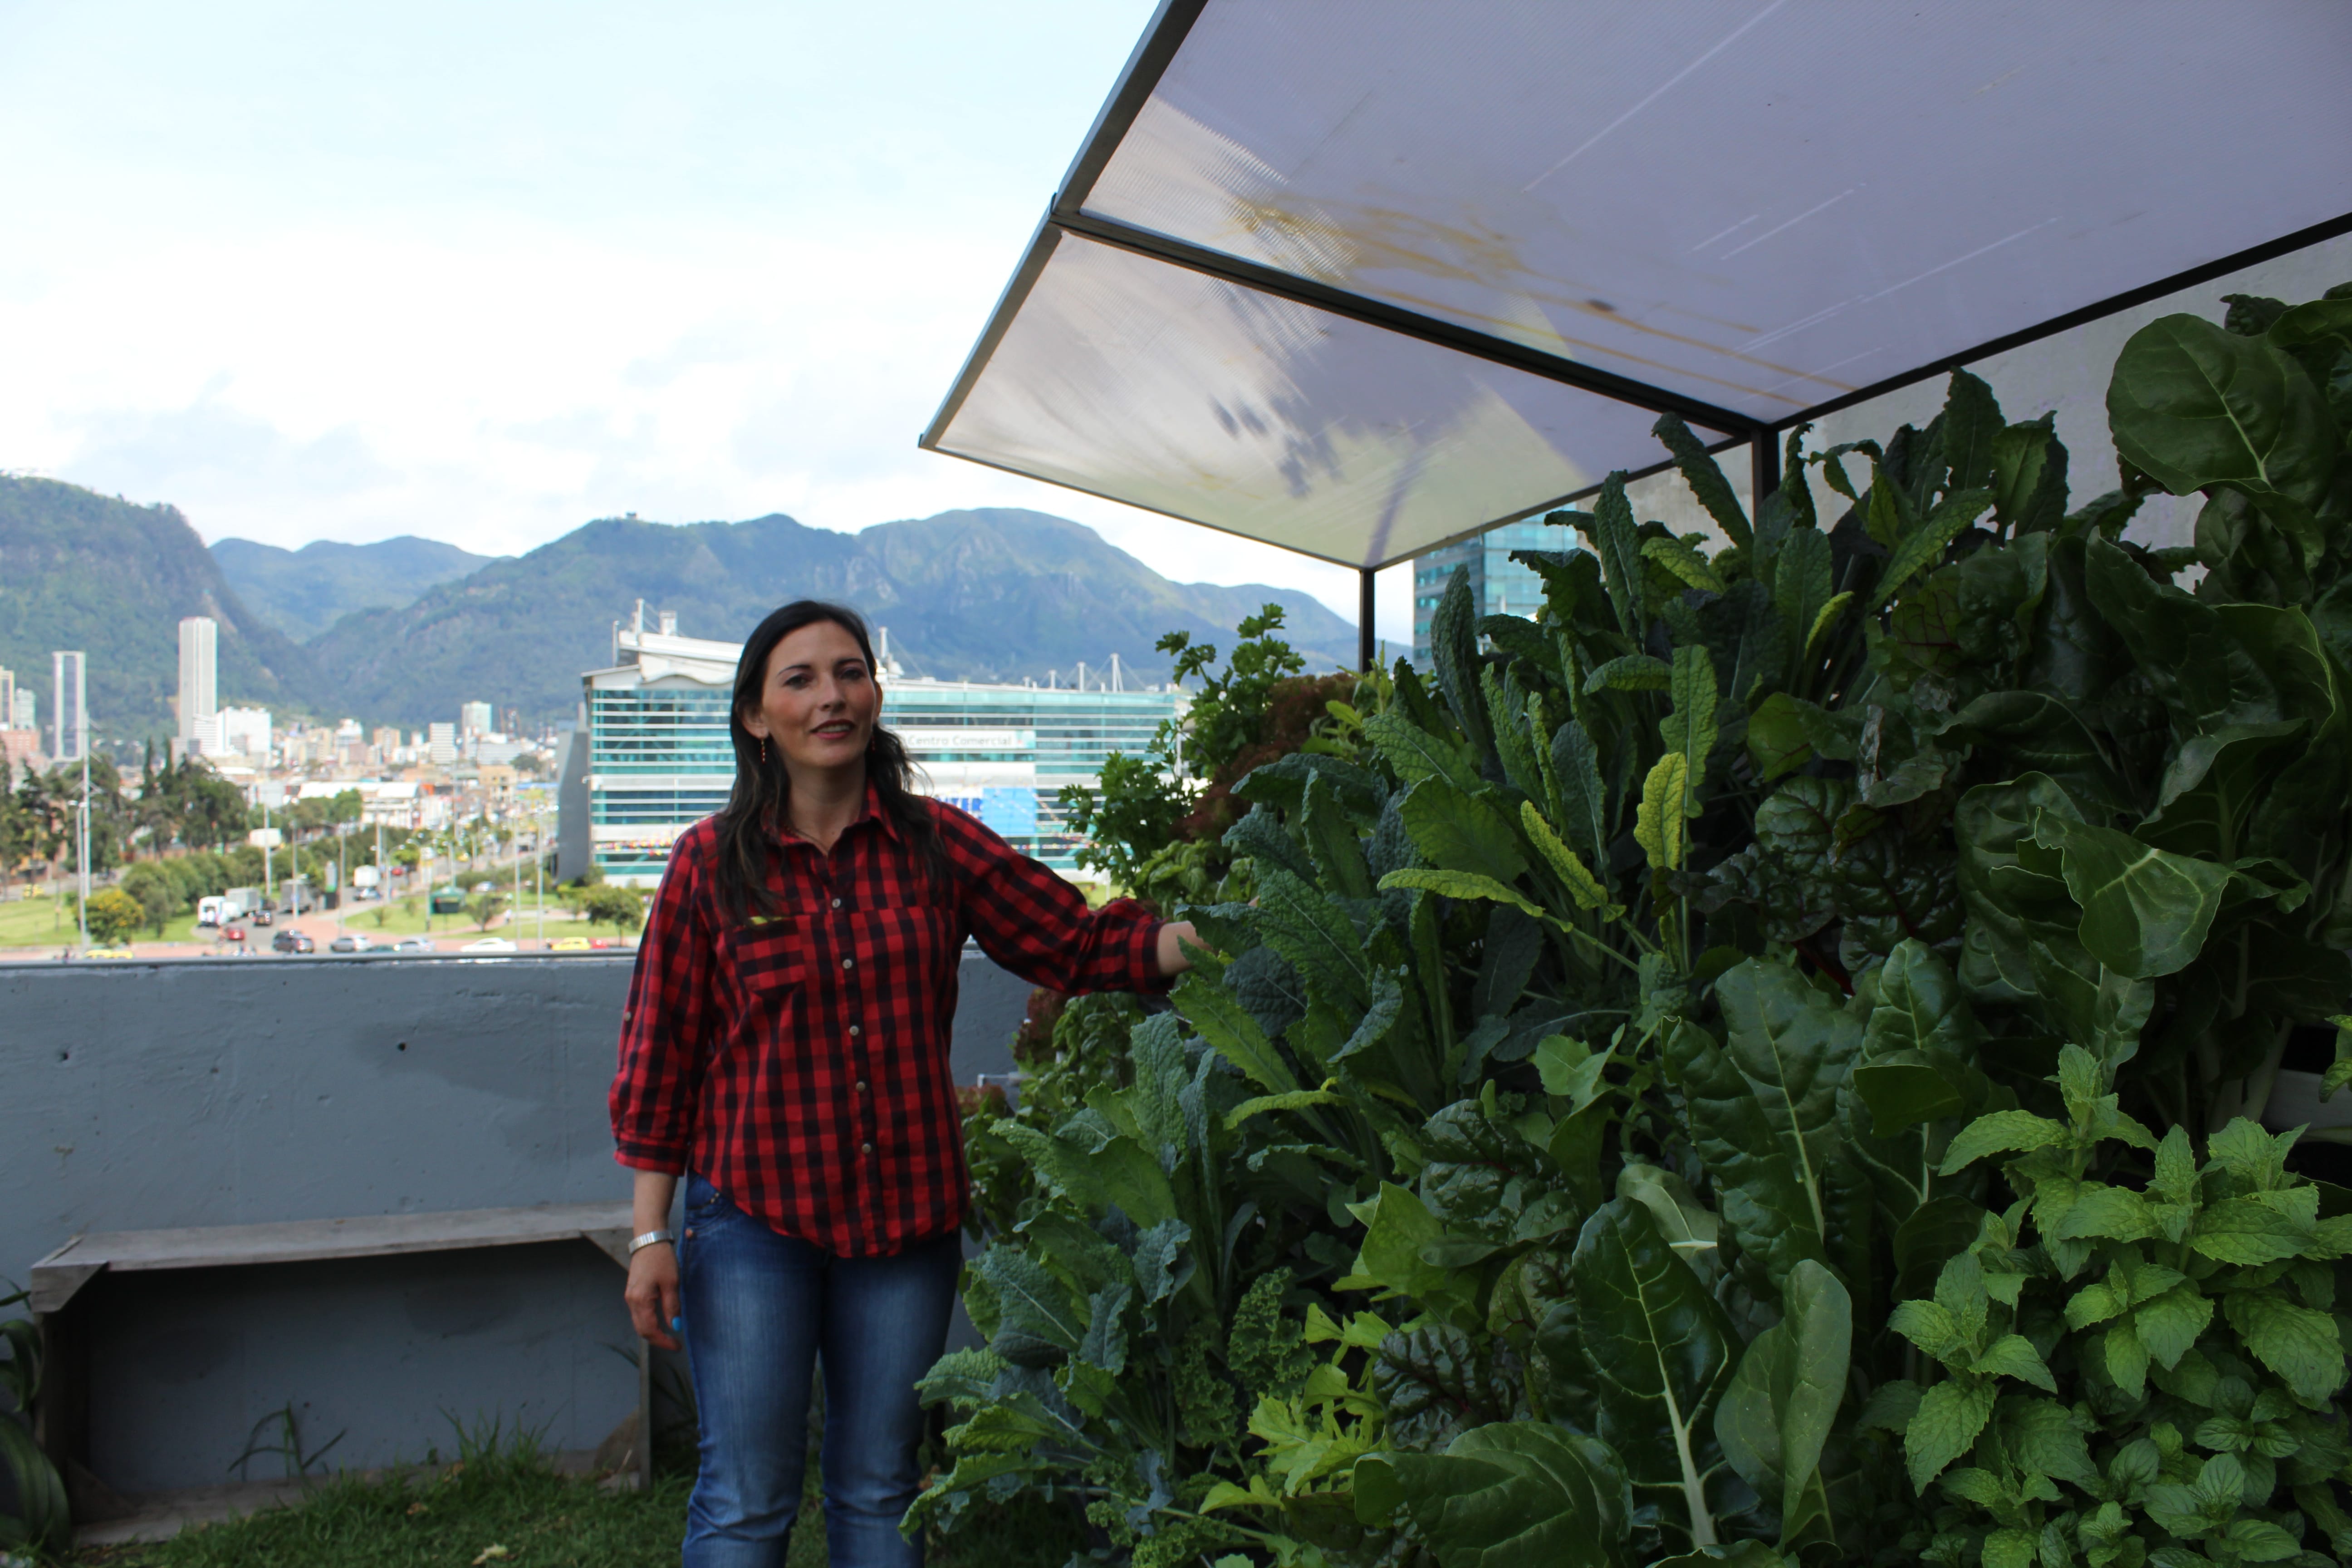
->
[0, 1411, 70, 1557]
[2135, 719, 2303, 861]
[1348, 1182, 1477, 1323]
[973, 1245, 1086, 1367]
[1549, 718, 1611, 861]
[1673, 964, 1862, 1290]
[1364, 704, 1484, 794]
[1173, 970, 1300, 1096]
[1572, 1199, 1739, 1550]
[2083, 539, 2298, 736]
[1300, 773, 1375, 900]
[2032, 812, 2230, 979]
[1431, 565, 1495, 763]
[1661, 645, 1719, 817]
[1572, 475, 1647, 639]
[1713, 1259, 1852, 1539]
[2107, 311, 2337, 508]
[1991, 414, 2068, 536]
[1874, 485, 1994, 610]
[1373, 1421, 1630, 1568]
[1953, 774, 2087, 1000]
[1254, 868, 1379, 1010]
[1940, 369, 2004, 494]
[1401, 778, 1531, 886]
[1418, 1098, 1575, 1248]
[1484, 666, 1548, 806]
[1653, 413, 1752, 549]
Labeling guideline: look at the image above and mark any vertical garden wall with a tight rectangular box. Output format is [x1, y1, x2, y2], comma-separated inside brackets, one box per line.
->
[915, 281, 2352, 1568]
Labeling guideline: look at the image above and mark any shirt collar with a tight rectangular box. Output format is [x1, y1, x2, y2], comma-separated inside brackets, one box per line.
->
[773, 779, 900, 849]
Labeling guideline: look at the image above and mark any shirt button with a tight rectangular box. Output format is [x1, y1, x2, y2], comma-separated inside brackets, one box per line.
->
[860, 1142, 873, 1155]
[848, 1024, 861, 1037]
[856, 1080, 867, 1093]
[831, 897, 842, 909]
[842, 957, 853, 970]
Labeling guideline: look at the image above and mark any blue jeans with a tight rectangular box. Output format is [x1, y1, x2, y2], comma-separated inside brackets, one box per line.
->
[678, 1173, 960, 1568]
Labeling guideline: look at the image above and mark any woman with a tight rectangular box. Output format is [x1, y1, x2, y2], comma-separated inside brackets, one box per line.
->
[611, 600, 1193, 1568]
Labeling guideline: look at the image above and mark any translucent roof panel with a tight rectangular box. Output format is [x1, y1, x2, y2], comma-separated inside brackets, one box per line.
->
[928, 229, 1732, 569]
[1084, 0, 2352, 426]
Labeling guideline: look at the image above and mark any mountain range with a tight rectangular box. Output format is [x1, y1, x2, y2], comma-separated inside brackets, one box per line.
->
[0, 476, 1356, 745]
[210, 535, 497, 642]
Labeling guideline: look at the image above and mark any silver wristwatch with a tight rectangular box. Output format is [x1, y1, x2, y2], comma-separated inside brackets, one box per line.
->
[628, 1228, 676, 1256]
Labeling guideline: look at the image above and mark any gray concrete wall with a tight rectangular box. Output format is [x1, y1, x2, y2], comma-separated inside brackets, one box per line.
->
[1, 948, 1032, 1493]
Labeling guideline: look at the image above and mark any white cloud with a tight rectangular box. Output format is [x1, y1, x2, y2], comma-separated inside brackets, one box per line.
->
[0, 0, 1415, 641]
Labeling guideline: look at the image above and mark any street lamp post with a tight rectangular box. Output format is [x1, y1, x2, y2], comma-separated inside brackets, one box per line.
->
[75, 746, 90, 955]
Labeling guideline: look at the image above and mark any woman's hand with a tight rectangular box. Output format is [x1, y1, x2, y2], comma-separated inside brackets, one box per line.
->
[626, 1166, 683, 1350]
[1154, 920, 1199, 978]
[627, 1242, 683, 1351]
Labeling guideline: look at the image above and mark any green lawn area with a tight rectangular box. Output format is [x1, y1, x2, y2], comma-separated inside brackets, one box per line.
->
[0, 897, 223, 948]
[79, 1436, 1083, 1568]
[344, 893, 592, 940]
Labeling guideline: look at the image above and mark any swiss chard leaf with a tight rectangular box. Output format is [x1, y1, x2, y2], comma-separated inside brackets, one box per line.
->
[1571, 1198, 1740, 1552]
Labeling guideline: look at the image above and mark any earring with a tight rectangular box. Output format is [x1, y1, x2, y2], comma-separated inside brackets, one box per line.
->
[760, 737, 768, 764]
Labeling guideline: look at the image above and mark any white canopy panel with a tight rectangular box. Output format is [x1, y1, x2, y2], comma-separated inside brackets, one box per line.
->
[924, 0, 2352, 573]
[932, 230, 1730, 569]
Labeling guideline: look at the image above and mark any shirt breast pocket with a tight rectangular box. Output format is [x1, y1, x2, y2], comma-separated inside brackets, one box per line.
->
[727, 919, 807, 1007]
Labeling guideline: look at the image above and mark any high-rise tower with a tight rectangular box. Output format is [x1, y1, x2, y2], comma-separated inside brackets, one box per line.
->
[52, 651, 87, 761]
[178, 616, 220, 755]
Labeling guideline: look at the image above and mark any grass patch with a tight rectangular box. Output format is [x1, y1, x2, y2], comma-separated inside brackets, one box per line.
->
[73, 1433, 1085, 1568]
[0, 891, 81, 949]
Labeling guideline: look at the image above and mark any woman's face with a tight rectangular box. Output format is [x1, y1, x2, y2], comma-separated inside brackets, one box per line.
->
[741, 619, 878, 778]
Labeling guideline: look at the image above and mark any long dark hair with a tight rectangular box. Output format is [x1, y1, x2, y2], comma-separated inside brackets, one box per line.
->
[712, 600, 937, 919]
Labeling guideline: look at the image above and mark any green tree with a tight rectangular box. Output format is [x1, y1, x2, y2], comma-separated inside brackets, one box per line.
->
[82, 887, 143, 946]
[466, 887, 509, 931]
[575, 884, 645, 936]
[118, 862, 183, 938]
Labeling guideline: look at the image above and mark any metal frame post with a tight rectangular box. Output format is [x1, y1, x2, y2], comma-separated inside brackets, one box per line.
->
[1358, 569, 1377, 675]
[1751, 433, 1782, 516]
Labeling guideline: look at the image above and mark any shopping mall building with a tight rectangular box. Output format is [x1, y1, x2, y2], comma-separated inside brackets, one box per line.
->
[554, 613, 1185, 885]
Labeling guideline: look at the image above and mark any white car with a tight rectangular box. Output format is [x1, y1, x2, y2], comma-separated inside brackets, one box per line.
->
[329, 932, 374, 953]
[461, 937, 518, 953]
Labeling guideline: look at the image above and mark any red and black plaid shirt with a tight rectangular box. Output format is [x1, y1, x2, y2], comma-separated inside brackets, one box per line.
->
[609, 787, 1166, 1256]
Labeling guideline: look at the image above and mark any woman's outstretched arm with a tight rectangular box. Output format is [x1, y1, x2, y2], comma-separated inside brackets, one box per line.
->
[1154, 920, 1199, 978]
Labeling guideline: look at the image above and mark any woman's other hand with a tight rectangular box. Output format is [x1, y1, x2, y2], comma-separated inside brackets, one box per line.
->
[626, 1166, 683, 1349]
[627, 1241, 683, 1350]
[1154, 920, 1199, 978]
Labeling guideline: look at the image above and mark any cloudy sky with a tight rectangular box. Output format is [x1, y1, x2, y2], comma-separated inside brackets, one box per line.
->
[0, 0, 1407, 639]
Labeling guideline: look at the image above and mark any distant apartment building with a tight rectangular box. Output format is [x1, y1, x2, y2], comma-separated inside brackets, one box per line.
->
[217, 706, 272, 759]
[427, 722, 456, 766]
[371, 725, 401, 756]
[177, 616, 219, 757]
[52, 651, 87, 762]
[1411, 519, 1559, 667]
[561, 611, 1184, 884]
[0, 665, 36, 774]
[459, 701, 495, 739]
[10, 682, 32, 733]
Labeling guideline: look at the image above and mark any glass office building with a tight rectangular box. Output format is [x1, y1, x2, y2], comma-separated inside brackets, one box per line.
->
[569, 617, 1184, 884]
[1410, 519, 1568, 666]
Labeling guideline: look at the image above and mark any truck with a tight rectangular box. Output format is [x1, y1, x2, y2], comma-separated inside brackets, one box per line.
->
[199, 887, 264, 927]
[352, 865, 382, 892]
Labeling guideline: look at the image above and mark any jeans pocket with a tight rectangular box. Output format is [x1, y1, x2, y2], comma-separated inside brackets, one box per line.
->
[684, 1172, 728, 1220]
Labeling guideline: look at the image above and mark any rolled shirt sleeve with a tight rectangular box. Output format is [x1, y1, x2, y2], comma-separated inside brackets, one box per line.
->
[940, 807, 1168, 996]
[608, 839, 717, 1173]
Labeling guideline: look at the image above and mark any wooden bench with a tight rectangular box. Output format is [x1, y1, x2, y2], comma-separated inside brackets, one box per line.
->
[29, 1202, 653, 1499]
